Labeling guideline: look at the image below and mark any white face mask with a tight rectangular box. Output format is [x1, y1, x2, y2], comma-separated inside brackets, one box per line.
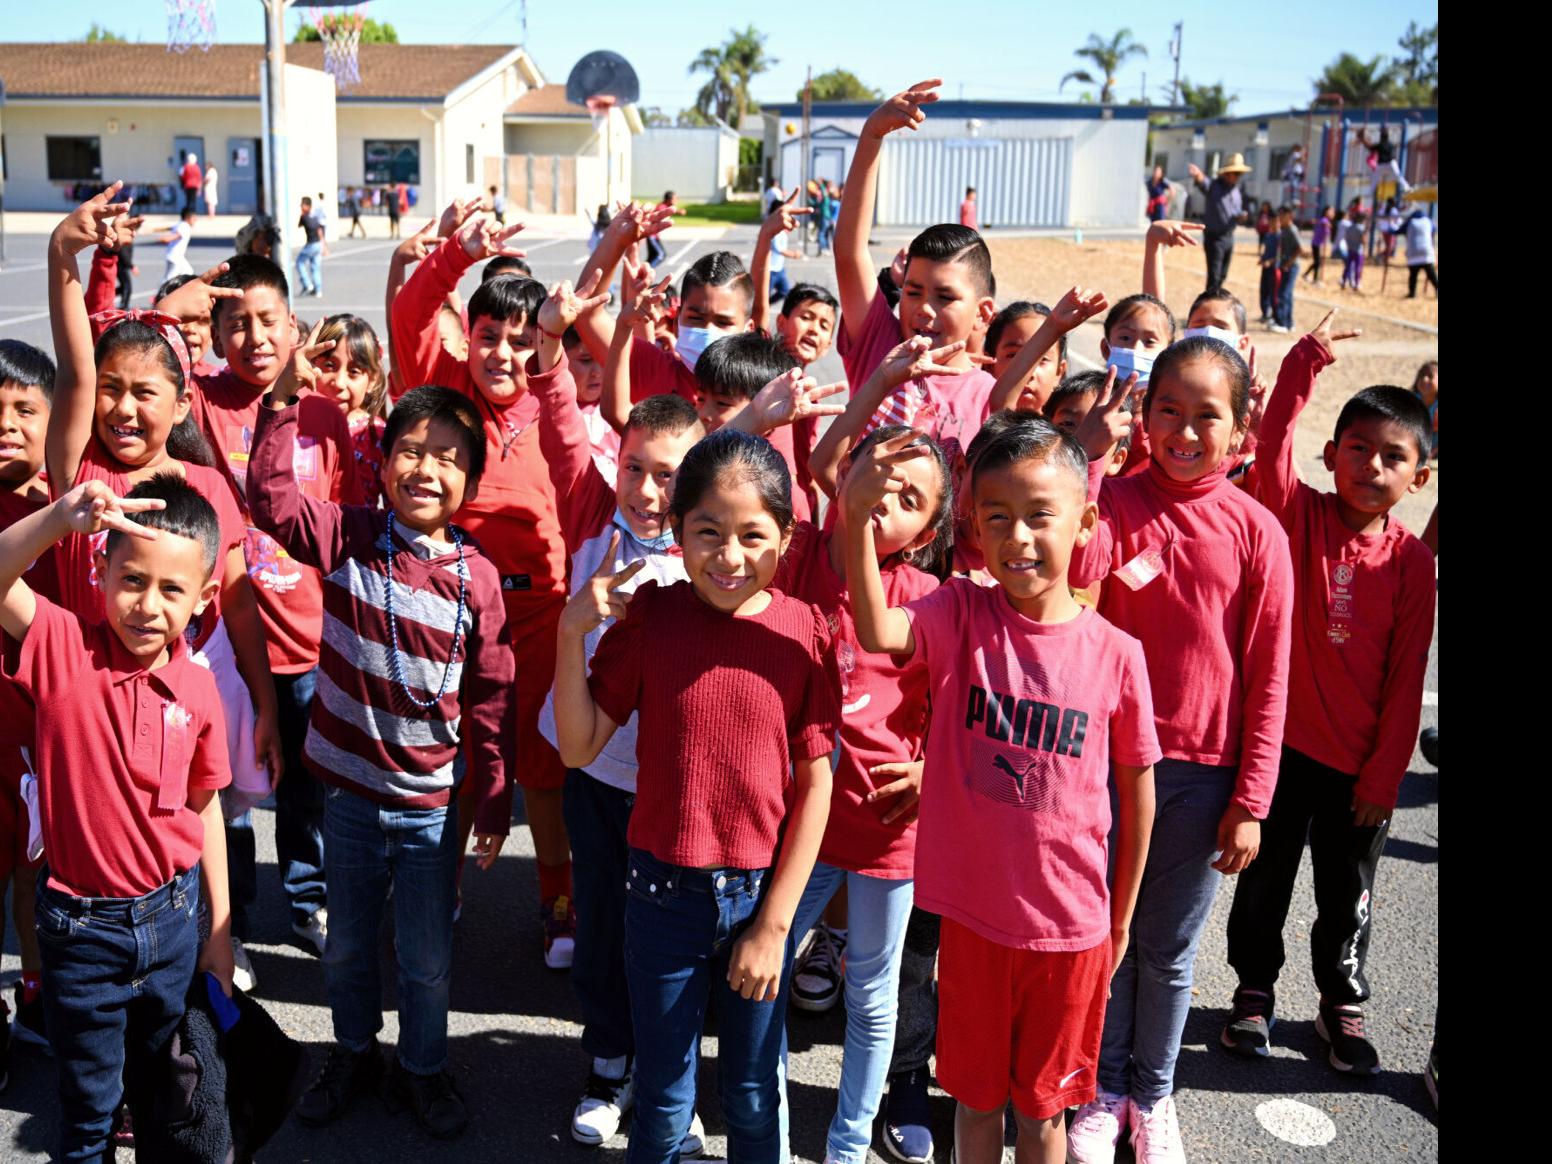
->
[1182, 325, 1243, 348]
[1106, 345, 1157, 387]
[675, 326, 737, 372]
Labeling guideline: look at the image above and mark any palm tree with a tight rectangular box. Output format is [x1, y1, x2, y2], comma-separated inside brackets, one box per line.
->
[1178, 79, 1238, 121]
[1313, 54, 1398, 106]
[1061, 29, 1148, 104]
[689, 25, 775, 128]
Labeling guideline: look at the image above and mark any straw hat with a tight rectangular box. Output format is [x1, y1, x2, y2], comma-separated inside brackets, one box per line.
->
[1218, 152, 1253, 175]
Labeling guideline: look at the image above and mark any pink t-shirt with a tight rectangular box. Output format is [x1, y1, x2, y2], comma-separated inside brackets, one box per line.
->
[905, 579, 1161, 951]
[959, 199, 978, 231]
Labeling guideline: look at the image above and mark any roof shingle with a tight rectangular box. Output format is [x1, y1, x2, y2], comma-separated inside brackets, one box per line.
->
[505, 85, 591, 118]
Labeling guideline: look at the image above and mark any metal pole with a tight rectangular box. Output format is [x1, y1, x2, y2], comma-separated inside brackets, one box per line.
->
[1170, 23, 1183, 106]
[800, 67, 812, 259]
[263, 0, 294, 275]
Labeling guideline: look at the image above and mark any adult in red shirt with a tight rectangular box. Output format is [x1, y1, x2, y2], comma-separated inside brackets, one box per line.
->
[180, 152, 203, 216]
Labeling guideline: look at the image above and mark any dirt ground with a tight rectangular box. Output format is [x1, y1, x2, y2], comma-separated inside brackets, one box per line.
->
[984, 234, 1439, 534]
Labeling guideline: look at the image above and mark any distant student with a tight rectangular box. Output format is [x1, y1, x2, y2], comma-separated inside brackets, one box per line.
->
[1410, 359, 1438, 459]
[1404, 208, 1439, 298]
[1305, 206, 1337, 286]
[959, 186, 978, 231]
[345, 189, 366, 238]
[161, 208, 196, 284]
[490, 184, 508, 226]
[1272, 204, 1303, 333]
[1257, 223, 1281, 327]
[296, 197, 327, 298]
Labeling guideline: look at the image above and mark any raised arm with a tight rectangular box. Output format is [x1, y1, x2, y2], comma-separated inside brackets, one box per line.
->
[836, 81, 941, 342]
[840, 430, 929, 655]
[383, 218, 441, 396]
[553, 539, 642, 767]
[752, 191, 811, 335]
[988, 287, 1108, 414]
[534, 275, 614, 539]
[573, 204, 679, 365]
[1140, 220, 1203, 301]
[725, 368, 846, 438]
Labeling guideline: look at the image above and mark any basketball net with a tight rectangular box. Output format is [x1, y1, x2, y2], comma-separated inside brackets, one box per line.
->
[586, 95, 618, 123]
[165, 0, 216, 53]
[317, 6, 368, 92]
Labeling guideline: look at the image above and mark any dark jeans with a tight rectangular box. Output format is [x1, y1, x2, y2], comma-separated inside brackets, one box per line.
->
[1259, 266, 1278, 320]
[817, 217, 835, 253]
[1305, 245, 1324, 283]
[37, 864, 201, 1161]
[1276, 264, 1299, 329]
[1204, 230, 1235, 294]
[183, 186, 198, 215]
[275, 668, 326, 923]
[1226, 746, 1389, 1005]
[645, 235, 666, 267]
[225, 809, 256, 941]
[115, 263, 133, 310]
[770, 269, 792, 300]
[887, 904, 941, 1075]
[562, 768, 634, 1060]
[624, 848, 792, 1164]
[1408, 264, 1438, 297]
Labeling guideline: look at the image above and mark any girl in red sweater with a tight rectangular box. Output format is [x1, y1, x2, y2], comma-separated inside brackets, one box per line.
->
[553, 428, 840, 1164]
[1065, 339, 1293, 1164]
[311, 313, 387, 510]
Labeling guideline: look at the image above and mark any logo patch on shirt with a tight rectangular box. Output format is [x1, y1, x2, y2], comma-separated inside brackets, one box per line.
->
[1327, 560, 1355, 645]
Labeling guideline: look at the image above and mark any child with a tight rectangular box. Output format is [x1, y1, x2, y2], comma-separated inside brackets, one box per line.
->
[1340, 208, 1367, 291]
[985, 301, 1069, 415]
[296, 196, 327, 298]
[1222, 311, 1435, 1076]
[1410, 359, 1438, 459]
[561, 326, 621, 487]
[346, 188, 366, 238]
[161, 207, 196, 284]
[958, 186, 977, 231]
[1305, 206, 1337, 285]
[390, 209, 579, 964]
[1404, 208, 1439, 298]
[843, 420, 1158, 1164]
[247, 381, 515, 1139]
[1064, 341, 1293, 1164]
[0, 474, 235, 1159]
[312, 313, 389, 508]
[1044, 371, 1133, 477]
[750, 191, 813, 338]
[1098, 293, 1176, 476]
[763, 204, 803, 301]
[1272, 205, 1303, 333]
[526, 279, 710, 1148]
[0, 340, 58, 1066]
[771, 283, 840, 518]
[553, 428, 840, 1164]
[1257, 224, 1280, 327]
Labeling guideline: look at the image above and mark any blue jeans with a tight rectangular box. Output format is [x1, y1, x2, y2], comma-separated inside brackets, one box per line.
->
[562, 768, 635, 1060]
[1099, 759, 1236, 1106]
[37, 865, 201, 1160]
[296, 242, 323, 294]
[275, 668, 326, 923]
[624, 847, 792, 1164]
[323, 785, 458, 1074]
[1275, 264, 1299, 329]
[817, 218, 835, 253]
[770, 269, 792, 301]
[779, 863, 915, 1164]
[225, 809, 256, 940]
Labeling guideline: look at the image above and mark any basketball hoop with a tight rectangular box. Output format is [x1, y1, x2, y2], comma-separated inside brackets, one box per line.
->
[585, 95, 618, 122]
[165, 0, 216, 53]
[315, 5, 367, 92]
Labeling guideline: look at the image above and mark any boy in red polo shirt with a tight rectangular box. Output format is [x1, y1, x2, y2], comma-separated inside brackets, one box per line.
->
[0, 474, 234, 1160]
[389, 209, 576, 963]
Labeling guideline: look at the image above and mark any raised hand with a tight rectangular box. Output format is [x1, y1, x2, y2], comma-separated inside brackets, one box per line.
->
[1146, 219, 1204, 249]
[889, 246, 909, 288]
[438, 195, 485, 239]
[458, 214, 526, 261]
[52, 181, 134, 255]
[273, 318, 332, 407]
[1242, 345, 1271, 440]
[620, 272, 671, 330]
[156, 260, 244, 324]
[1048, 285, 1110, 332]
[538, 270, 611, 338]
[749, 368, 847, 430]
[842, 428, 932, 522]
[1307, 307, 1363, 359]
[759, 188, 813, 242]
[395, 218, 442, 265]
[559, 532, 646, 639]
[113, 213, 148, 248]
[876, 335, 966, 391]
[1072, 365, 1139, 462]
[1188, 162, 1206, 184]
[864, 79, 942, 139]
[58, 480, 166, 539]
[620, 251, 649, 310]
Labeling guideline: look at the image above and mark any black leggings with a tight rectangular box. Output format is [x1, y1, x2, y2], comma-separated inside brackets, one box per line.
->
[1408, 264, 1438, 296]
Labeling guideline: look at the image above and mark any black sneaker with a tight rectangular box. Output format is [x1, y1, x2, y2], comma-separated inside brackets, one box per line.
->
[11, 983, 49, 1052]
[1420, 727, 1438, 768]
[1315, 999, 1381, 1075]
[790, 924, 844, 1013]
[1424, 1038, 1438, 1110]
[296, 1040, 384, 1126]
[882, 1066, 933, 1163]
[385, 1061, 468, 1140]
[1220, 985, 1276, 1057]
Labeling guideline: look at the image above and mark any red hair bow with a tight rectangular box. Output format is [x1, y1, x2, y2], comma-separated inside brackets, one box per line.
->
[89, 309, 194, 390]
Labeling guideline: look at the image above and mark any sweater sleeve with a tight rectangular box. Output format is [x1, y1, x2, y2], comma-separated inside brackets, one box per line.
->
[1252, 336, 1330, 524]
[791, 606, 843, 760]
[629, 336, 697, 403]
[1355, 543, 1437, 809]
[1069, 460, 1117, 589]
[1232, 520, 1296, 817]
[390, 240, 477, 393]
[245, 405, 351, 575]
[463, 572, 518, 835]
[86, 248, 119, 316]
[531, 351, 613, 551]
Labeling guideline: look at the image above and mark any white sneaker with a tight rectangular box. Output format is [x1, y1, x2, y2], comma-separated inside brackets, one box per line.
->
[1128, 1095, 1187, 1164]
[681, 1110, 707, 1157]
[570, 1059, 633, 1145]
[1066, 1088, 1128, 1163]
[230, 938, 257, 995]
[292, 908, 328, 957]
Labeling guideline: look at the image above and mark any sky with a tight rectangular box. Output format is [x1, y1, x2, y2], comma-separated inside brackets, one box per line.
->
[12, 1, 1438, 115]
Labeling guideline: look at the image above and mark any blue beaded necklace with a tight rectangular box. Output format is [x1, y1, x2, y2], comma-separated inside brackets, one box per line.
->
[383, 513, 468, 710]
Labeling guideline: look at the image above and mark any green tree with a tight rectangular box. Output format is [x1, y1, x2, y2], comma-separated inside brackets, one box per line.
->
[1060, 29, 1147, 104]
[1178, 79, 1237, 120]
[676, 107, 714, 128]
[689, 25, 775, 128]
[1393, 20, 1438, 104]
[294, 17, 400, 44]
[1313, 53, 1398, 106]
[639, 106, 672, 128]
[83, 23, 127, 43]
[803, 69, 882, 103]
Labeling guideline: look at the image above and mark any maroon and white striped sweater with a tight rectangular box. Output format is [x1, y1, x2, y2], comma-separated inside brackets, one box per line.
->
[246, 405, 516, 834]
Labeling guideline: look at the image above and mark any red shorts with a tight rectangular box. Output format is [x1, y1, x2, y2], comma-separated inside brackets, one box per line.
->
[0, 747, 42, 883]
[507, 594, 568, 792]
[936, 916, 1111, 1119]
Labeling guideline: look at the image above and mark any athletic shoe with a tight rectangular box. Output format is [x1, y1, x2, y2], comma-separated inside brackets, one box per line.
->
[1424, 1039, 1438, 1110]
[1270, 324, 1292, 334]
[882, 1067, 933, 1163]
[1419, 727, 1438, 768]
[571, 1059, 633, 1145]
[682, 1110, 707, 1157]
[1067, 1088, 1129, 1164]
[1315, 999, 1380, 1075]
[11, 982, 48, 1052]
[544, 895, 576, 970]
[231, 937, 258, 995]
[293, 908, 329, 957]
[791, 923, 845, 1013]
[1220, 986, 1275, 1057]
[385, 1060, 469, 1139]
[1127, 1095, 1186, 1164]
[296, 1040, 384, 1126]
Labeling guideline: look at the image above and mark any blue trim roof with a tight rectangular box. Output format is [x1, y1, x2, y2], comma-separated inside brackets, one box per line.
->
[1162, 106, 1438, 131]
[762, 99, 1166, 121]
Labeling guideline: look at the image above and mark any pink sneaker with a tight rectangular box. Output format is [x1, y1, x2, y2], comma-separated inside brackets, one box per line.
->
[1128, 1094, 1187, 1164]
[1066, 1088, 1128, 1164]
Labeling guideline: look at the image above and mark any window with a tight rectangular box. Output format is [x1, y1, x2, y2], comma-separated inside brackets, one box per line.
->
[364, 139, 420, 185]
[1269, 146, 1297, 182]
[466, 144, 475, 184]
[46, 136, 102, 182]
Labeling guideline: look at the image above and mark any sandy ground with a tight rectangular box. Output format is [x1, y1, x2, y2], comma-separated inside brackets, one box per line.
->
[984, 235, 1440, 533]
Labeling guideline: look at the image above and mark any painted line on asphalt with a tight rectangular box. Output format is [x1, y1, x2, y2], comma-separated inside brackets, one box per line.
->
[1422, 691, 1438, 706]
[1254, 1099, 1337, 1147]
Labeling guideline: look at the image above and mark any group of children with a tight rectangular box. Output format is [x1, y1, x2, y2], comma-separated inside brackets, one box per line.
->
[0, 75, 1436, 1164]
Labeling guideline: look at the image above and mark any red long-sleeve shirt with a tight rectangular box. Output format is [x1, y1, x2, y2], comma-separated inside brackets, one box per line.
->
[1250, 336, 1436, 808]
[1071, 458, 1294, 818]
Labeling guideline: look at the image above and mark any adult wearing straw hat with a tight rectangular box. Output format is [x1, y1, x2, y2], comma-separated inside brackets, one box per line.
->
[1188, 152, 1253, 294]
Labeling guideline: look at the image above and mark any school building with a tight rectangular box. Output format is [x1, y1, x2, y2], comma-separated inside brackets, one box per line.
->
[761, 99, 1154, 230]
[0, 42, 640, 221]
